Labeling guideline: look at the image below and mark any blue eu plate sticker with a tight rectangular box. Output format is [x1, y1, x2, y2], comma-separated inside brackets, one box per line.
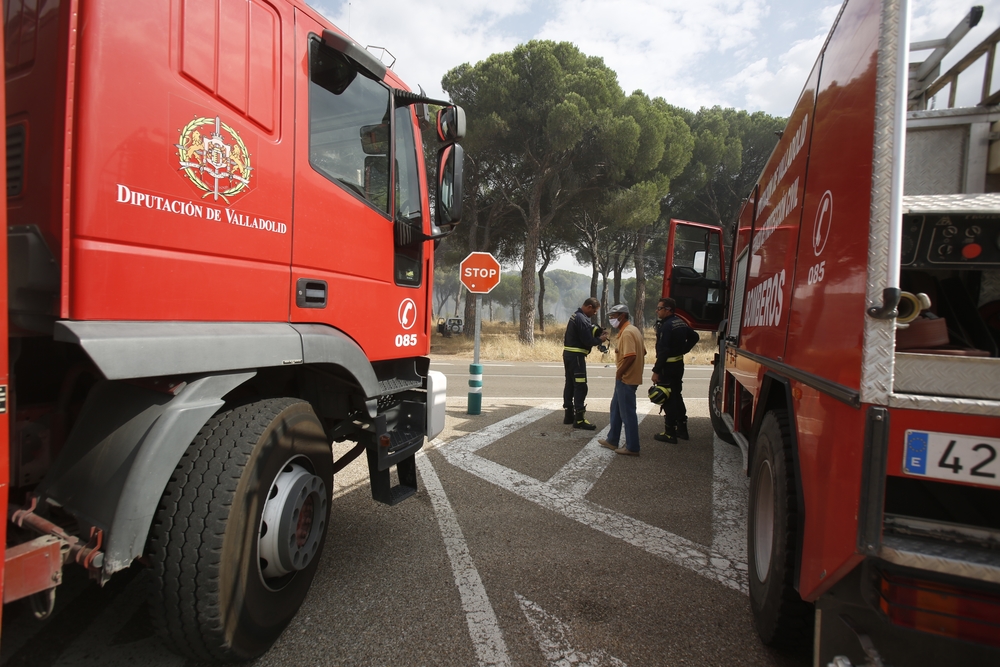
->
[904, 431, 929, 475]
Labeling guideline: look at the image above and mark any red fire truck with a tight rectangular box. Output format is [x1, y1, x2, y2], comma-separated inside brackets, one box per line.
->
[2, 0, 463, 661]
[663, 1, 1000, 664]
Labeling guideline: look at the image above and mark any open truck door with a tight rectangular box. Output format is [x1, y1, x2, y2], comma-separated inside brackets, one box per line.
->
[661, 219, 727, 331]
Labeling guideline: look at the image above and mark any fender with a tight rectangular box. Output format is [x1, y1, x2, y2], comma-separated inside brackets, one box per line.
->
[44, 321, 387, 580]
[56, 320, 381, 397]
[36, 372, 255, 581]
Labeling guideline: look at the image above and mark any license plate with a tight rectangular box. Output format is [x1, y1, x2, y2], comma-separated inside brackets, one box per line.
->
[904, 430, 1000, 488]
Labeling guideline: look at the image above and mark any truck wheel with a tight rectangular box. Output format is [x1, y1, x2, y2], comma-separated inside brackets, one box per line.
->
[149, 398, 332, 662]
[709, 364, 736, 445]
[747, 410, 813, 647]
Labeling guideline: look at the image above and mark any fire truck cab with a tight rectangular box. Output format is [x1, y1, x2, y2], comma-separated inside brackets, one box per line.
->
[664, 2, 1000, 664]
[3, 0, 463, 661]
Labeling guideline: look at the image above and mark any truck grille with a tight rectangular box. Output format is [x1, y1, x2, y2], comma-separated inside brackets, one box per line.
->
[7, 124, 26, 197]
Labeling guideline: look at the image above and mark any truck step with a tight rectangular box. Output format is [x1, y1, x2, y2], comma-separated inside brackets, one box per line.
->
[366, 451, 417, 506]
[879, 533, 1000, 585]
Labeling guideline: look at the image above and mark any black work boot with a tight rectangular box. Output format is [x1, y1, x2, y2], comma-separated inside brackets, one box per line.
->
[654, 424, 677, 443]
[676, 420, 689, 441]
[574, 407, 597, 430]
[563, 408, 575, 425]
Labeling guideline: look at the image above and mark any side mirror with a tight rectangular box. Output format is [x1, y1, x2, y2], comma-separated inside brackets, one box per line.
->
[693, 250, 706, 274]
[436, 143, 464, 227]
[436, 106, 466, 143]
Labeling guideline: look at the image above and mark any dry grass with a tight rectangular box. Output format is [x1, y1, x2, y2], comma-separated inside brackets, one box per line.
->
[431, 320, 717, 365]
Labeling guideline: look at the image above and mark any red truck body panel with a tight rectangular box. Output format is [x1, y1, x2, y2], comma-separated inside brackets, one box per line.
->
[9, 0, 433, 359]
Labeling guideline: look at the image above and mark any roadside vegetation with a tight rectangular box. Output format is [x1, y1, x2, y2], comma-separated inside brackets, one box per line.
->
[431, 321, 717, 365]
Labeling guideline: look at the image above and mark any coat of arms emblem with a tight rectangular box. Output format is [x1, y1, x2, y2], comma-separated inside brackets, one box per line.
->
[175, 116, 253, 202]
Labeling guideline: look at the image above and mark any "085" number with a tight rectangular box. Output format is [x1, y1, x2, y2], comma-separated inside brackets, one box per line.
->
[395, 334, 418, 347]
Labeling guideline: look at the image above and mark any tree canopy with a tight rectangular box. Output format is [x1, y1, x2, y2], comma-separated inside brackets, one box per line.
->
[436, 46, 785, 340]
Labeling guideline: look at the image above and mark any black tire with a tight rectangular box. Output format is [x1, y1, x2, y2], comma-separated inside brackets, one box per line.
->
[149, 398, 333, 662]
[709, 362, 736, 445]
[747, 410, 813, 647]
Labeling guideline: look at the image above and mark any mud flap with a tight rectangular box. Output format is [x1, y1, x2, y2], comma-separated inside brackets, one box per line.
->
[364, 404, 424, 505]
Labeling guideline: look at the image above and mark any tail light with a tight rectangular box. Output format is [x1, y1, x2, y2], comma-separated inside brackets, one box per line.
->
[878, 570, 1000, 648]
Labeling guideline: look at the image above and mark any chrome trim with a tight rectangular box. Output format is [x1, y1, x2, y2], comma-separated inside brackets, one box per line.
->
[888, 392, 1000, 417]
[879, 533, 1000, 585]
[885, 514, 1000, 549]
[894, 353, 1000, 402]
[861, 0, 906, 406]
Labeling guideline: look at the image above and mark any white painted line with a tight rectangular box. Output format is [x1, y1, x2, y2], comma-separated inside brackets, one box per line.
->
[416, 454, 512, 667]
[710, 436, 750, 580]
[547, 403, 657, 497]
[440, 412, 748, 594]
[516, 593, 627, 667]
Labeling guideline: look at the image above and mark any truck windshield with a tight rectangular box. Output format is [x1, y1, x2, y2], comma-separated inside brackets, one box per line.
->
[309, 39, 391, 214]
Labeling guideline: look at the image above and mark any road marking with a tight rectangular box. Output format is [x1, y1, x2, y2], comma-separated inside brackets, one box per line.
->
[711, 436, 750, 574]
[416, 453, 512, 667]
[516, 593, 627, 667]
[439, 408, 747, 594]
[547, 404, 655, 497]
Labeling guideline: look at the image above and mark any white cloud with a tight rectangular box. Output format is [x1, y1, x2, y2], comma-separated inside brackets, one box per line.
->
[305, 0, 1000, 116]
[726, 33, 827, 115]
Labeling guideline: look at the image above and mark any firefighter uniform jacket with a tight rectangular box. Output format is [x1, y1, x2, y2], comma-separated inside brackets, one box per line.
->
[564, 309, 604, 354]
[653, 314, 699, 374]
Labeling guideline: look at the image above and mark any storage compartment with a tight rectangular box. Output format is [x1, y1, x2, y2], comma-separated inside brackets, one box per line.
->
[893, 195, 1000, 401]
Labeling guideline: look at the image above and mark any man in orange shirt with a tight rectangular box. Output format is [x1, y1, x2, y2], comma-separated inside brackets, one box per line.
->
[599, 304, 646, 456]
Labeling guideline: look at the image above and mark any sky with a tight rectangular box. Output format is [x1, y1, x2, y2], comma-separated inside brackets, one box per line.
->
[307, 0, 1000, 271]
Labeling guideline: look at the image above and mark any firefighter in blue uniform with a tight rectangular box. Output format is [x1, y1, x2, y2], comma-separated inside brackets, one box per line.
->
[652, 297, 699, 443]
[563, 297, 608, 430]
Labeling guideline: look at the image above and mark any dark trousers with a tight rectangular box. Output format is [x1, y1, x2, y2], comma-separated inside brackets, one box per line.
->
[661, 360, 686, 427]
[562, 351, 588, 410]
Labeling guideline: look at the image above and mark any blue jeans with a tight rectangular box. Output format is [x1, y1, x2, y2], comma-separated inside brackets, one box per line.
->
[608, 380, 640, 452]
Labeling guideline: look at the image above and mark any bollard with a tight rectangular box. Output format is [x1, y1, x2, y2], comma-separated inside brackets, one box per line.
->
[467, 363, 483, 415]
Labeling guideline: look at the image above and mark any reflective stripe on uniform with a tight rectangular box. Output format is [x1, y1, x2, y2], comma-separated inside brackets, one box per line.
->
[666, 355, 683, 363]
[564, 347, 589, 354]
[575, 377, 587, 383]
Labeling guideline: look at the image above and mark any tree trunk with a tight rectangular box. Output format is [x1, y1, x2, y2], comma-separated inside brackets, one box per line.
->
[600, 271, 610, 329]
[633, 227, 648, 333]
[613, 263, 623, 305]
[537, 254, 551, 333]
[590, 265, 599, 299]
[518, 187, 544, 344]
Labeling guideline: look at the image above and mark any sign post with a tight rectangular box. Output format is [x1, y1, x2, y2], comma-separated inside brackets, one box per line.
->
[459, 252, 501, 414]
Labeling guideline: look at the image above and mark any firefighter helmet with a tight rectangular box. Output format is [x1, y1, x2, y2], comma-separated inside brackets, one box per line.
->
[648, 384, 671, 405]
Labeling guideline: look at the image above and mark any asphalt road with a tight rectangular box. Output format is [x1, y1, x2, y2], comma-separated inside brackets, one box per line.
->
[1, 359, 808, 667]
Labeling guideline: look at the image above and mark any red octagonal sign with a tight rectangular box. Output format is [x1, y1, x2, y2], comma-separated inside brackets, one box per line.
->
[460, 252, 501, 294]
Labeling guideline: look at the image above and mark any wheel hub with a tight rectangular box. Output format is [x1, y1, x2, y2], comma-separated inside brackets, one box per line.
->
[259, 461, 328, 582]
[754, 459, 775, 583]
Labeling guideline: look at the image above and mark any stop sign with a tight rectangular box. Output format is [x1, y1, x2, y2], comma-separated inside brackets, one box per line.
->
[460, 252, 501, 293]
